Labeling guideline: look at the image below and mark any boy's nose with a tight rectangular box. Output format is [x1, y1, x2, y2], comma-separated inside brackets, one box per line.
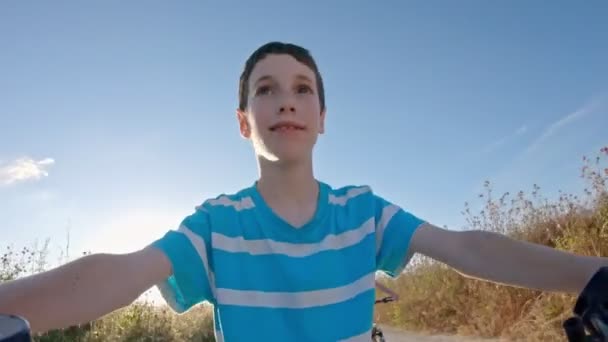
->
[278, 93, 296, 114]
[279, 106, 296, 113]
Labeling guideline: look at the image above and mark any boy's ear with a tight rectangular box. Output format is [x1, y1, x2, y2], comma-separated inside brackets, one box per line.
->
[319, 108, 326, 134]
[236, 109, 251, 139]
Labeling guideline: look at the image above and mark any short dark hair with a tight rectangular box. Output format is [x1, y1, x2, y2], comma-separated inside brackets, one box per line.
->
[238, 42, 325, 112]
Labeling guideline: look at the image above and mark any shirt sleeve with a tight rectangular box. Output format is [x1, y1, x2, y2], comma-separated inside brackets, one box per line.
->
[374, 194, 426, 278]
[149, 207, 215, 313]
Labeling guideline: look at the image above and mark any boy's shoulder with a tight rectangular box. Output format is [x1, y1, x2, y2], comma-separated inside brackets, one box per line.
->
[327, 182, 372, 195]
[194, 185, 256, 213]
[326, 183, 375, 206]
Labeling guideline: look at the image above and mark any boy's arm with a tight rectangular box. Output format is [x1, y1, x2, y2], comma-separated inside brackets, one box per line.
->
[408, 223, 607, 293]
[0, 246, 172, 333]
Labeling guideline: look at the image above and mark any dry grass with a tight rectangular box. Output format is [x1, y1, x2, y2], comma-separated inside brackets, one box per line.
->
[34, 303, 215, 342]
[375, 146, 608, 341]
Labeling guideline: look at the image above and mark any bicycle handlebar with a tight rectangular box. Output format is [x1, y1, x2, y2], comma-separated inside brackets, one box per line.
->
[2, 268, 608, 341]
[375, 296, 396, 304]
[563, 266, 608, 342]
[0, 315, 30, 342]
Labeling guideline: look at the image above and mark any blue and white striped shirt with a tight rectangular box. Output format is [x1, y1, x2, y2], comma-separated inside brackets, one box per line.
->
[151, 181, 425, 341]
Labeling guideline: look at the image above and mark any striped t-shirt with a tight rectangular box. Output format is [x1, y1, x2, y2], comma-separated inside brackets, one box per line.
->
[151, 181, 425, 341]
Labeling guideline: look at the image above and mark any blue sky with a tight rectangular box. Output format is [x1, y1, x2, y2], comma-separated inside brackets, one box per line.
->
[1, 1, 607, 263]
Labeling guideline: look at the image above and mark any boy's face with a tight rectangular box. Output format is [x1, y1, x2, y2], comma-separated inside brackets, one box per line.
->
[237, 54, 326, 164]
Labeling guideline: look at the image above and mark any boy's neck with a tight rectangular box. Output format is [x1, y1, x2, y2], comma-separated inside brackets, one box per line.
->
[256, 158, 319, 208]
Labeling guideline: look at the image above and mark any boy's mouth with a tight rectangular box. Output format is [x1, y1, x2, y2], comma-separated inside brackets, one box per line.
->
[269, 121, 306, 132]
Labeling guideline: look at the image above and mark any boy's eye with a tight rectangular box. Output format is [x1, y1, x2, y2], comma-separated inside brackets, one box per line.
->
[255, 85, 272, 96]
[296, 84, 313, 94]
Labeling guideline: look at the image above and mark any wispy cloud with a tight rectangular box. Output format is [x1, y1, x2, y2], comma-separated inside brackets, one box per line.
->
[515, 125, 528, 136]
[0, 157, 56, 186]
[478, 93, 608, 196]
[524, 95, 606, 155]
[482, 124, 528, 154]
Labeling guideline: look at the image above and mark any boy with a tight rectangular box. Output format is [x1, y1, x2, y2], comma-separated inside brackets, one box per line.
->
[0, 41, 606, 341]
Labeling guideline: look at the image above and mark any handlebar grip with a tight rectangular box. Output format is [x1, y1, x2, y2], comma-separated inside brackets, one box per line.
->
[0, 314, 31, 342]
[563, 266, 608, 342]
[563, 317, 586, 342]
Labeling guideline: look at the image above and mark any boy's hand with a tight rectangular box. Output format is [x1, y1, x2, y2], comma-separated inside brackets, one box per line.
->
[408, 223, 606, 293]
[0, 245, 172, 333]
